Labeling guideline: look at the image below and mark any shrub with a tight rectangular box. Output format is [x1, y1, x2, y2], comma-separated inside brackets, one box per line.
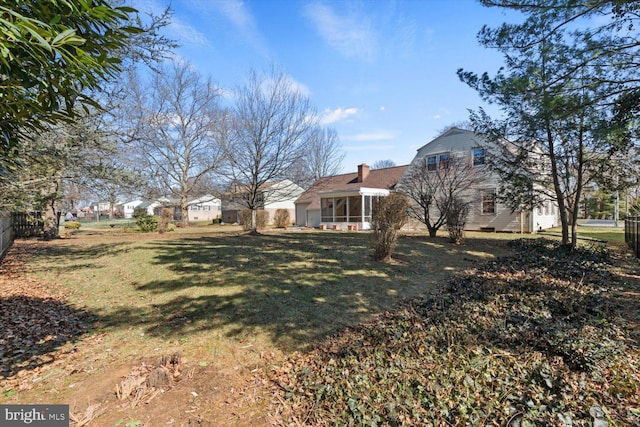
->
[446, 195, 471, 244]
[274, 209, 290, 228]
[158, 208, 173, 234]
[240, 208, 268, 231]
[133, 208, 158, 232]
[63, 221, 81, 230]
[370, 193, 411, 261]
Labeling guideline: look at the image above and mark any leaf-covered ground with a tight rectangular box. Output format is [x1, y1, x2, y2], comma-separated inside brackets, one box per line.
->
[0, 241, 91, 392]
[270, 239, 640, 426]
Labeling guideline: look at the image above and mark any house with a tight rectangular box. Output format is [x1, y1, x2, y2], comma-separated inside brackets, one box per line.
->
[295, 163, 408, 230]
[401, 127, 559, 233]
[221, 179, 304, 225]
[122, 199, 144, 219]
[137, 197, 183, 221]
[187, 195, 221, 222]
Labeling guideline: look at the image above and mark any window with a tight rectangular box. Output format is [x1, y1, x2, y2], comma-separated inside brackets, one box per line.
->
[427, 155, 437, 171]
[191, 205, 200, 211]
[426, 152, 450, 171]
[321, 198, 334, 222]
[481, 189, 496, 214]
[335, 198, 347, 221]
[438, 153, 450, 169]
[473, 148, 485, 166]
[203, 205, 211, 211]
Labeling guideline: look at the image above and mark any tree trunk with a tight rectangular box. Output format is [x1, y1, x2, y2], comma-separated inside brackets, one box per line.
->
[108, 191, 117, 220]
[43, 200, 60, 240]
[181, 198, 189, 228]
[250, 208, 258, 235]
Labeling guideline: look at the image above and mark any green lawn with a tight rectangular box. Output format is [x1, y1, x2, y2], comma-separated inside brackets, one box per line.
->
[543, 224, 626, 244]
[4, 226, 638, 425]
[25, 228, 513, 360]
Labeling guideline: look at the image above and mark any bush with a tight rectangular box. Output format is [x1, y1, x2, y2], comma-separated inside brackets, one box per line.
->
[274, 209, 290, 228]
[158, 208, 173, 234]
[240, 208, 268, 231]
[370, 193, 411, 261]
[446, 196, 471, 244]
[133, 208, 158, 232]
[63, 221, 81, 230]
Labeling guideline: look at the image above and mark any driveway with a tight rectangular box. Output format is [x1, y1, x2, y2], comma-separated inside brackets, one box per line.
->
[580, 219, 620, 227]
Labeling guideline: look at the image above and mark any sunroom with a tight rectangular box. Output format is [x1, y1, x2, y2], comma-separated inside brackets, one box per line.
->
[318, 187, 390, 230]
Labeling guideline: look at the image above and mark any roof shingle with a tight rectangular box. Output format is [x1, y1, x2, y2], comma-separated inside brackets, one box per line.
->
[296, 164, 408, 209]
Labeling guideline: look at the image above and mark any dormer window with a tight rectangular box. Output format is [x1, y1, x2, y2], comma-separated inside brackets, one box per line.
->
[473, 147, 486, 166]
[426, 152, 450, 171]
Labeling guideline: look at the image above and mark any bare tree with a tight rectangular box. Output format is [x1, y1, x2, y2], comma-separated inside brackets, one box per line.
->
[372, 159, 396, 170]
[292, 126, 345, 188]
[400, 154, 485, 238]
[223, 68, 316, 233]
[128, 61, 225, 227]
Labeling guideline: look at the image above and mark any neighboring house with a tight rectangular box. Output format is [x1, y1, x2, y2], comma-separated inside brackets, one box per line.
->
[123, 199, 144, 219]
[401, 127, 559, 233]
[187, 195, 221, 222]
[221, 180, 304, 224]
[295, 163, 408, 230]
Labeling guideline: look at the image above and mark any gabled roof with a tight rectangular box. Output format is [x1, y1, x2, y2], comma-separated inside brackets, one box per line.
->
[415, 127, 486, 156]
[296, 164, 408, 209]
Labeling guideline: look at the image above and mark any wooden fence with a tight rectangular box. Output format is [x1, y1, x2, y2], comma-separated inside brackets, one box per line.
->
[625, 216, 640, 258]
[0, 213, 13, 260]
[11, 211, 45, 238]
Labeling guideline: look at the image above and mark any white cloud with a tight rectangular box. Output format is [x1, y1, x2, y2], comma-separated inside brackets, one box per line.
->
[289, 78, 312, 97]
[132, 0, 209, 46]
[433, 107, 451, 120]
[303, 2, 376, 61]
[169, 19, 209, 46]
[217, 0, 270, 57]
[320, 107, 359, 124]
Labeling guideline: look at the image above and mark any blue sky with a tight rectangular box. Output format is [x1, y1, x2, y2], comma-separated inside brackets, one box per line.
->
[134, 0, 518, 173]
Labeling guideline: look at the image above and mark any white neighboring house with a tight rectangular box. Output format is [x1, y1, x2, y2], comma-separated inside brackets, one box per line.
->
[188, 195, 221, 222]
[402, 128, 559, 233]
[222, 179, 304, 225]
[261, 180, 304, 224]
[123, 199, 144, 219]
[139, 198, 170, 216]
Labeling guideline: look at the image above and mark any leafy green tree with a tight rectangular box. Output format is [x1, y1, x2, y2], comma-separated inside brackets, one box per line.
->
[0, 1, 145, 175]
[459, 0, 639, 248]
[0, 1, 174, 237]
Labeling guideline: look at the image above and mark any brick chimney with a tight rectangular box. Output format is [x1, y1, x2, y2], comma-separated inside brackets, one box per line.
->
[357, 163, 370, 183]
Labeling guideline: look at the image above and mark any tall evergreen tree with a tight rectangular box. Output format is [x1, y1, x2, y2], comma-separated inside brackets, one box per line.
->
[459, 0, 639, 248]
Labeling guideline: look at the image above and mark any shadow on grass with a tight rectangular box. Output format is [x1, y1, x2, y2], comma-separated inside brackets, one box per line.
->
[88, 232, 509, 351]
